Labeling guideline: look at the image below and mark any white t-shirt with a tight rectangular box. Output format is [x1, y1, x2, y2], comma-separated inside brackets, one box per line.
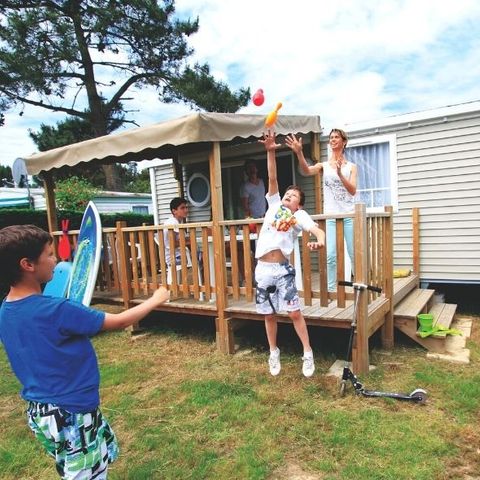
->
[255, 193, 316, 259]
[240, 179, 267, 218]
[322, 161, 355, 214]
[163, 215, 180, 265]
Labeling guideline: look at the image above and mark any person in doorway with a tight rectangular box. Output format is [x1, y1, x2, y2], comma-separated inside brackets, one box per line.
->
[240, 160, 267, 219]
[255, 131, 325, 377]
[238, 161, 266, 284]
[0, 224, 170, 480]
[286, 129, 357, 292]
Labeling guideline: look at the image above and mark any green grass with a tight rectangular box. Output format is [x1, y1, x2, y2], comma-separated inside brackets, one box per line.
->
[0, 310, 478, 480]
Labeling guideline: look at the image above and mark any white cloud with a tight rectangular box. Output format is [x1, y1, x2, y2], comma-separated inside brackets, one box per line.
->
[2, 0, 480, 168]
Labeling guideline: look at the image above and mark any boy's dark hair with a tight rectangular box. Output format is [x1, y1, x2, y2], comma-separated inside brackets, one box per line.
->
[169, 197, 187, 212]
[285, 185, 305, 206]
[0, 225, 52, 286]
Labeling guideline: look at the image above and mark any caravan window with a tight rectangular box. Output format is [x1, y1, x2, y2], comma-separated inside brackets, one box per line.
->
[346, 134, 398, 212]
[133, 205, 149, 215]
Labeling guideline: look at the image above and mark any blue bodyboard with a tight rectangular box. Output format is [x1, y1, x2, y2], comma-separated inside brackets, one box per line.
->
[67, 202, 102, 306]
[43, 261, 72, 298]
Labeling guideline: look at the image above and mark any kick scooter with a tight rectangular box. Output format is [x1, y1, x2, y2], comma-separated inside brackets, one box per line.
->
[338, 280, 427, 404]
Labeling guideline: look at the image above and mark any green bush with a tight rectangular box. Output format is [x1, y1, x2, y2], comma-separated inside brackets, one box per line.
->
[55, 176, 98, 211]
[0, 209, 154, 298]
[0, 208, 154, 230]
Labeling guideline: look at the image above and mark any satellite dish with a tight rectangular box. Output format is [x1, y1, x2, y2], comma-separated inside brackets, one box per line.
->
[11, 158, 28, 187]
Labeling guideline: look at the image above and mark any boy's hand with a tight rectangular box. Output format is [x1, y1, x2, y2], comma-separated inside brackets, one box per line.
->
[259, 130, 281, 151]
[152, 286, 170, 304]
[307, 241, 324, 251]
[285, 134, 303, 154]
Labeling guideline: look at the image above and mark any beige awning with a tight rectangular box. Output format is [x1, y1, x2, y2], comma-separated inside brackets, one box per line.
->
[24, 112, 321, 175]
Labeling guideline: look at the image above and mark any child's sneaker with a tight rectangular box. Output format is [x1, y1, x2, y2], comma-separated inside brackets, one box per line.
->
[302, 352, 315, 377]
[268, 348, 281, 376]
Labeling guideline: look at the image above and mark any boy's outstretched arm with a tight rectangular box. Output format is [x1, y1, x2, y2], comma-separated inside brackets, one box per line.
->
[259, 131, 281, 196]
[306, 224, 326, 251]
[102, 286, 170, 330]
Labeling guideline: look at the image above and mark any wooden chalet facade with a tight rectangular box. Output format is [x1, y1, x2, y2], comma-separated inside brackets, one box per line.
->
[24, 113, 441, 375]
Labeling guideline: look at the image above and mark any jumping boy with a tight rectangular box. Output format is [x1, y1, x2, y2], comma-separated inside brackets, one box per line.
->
[256, 132, 325, 377]
[0, 224, 170, 479]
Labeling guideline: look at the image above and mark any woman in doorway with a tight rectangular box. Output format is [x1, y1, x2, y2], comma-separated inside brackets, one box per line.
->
[286, 128, 357, 292]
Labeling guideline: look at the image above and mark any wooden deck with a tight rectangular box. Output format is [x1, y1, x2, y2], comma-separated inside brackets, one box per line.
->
[76, 205, 420, 374]
[94, 274, 418, 329]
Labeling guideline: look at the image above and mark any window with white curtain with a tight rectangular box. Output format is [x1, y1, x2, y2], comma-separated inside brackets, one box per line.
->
[345, 133, 398, 212]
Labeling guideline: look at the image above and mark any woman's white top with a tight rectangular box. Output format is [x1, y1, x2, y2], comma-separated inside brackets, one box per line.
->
[322, 161, 355, 214]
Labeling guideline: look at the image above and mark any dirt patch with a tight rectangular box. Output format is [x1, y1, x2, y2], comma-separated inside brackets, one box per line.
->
[269, 462, 324, 480]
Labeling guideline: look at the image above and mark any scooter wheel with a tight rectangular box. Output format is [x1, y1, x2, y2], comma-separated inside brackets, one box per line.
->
[410, 388, 428, 404]
[339, 381, 347, 397]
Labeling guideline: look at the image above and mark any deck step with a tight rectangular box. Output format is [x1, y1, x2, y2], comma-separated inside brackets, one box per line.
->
[393, 289, 460, 354]
[419, 303, 457, 338]
[394, 288, 435, 318]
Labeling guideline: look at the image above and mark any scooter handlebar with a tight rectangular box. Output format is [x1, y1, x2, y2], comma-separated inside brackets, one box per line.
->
[338, 280, 382, 293]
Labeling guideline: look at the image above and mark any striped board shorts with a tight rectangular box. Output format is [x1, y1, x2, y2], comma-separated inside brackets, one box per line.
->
[27, 401, 119, 479]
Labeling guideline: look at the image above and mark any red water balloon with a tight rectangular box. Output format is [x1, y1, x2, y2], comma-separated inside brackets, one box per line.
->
[252, 89, 265, 106]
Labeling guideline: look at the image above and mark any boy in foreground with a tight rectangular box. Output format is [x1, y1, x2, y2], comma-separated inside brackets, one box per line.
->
[256, 132, 325, 377]
[0, 224, 169, 479]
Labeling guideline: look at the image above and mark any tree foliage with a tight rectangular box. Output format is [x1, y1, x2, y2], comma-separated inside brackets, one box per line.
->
[55, 176, 98, 211]
[0, 164, 13, 186]
[118, 162, 151, 193]
[0, 0, 250, 189]
[29, 108, 124, 153]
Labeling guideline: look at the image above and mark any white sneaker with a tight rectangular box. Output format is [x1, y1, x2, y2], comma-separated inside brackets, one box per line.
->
[302, 352, 315, 377]
[268, 348, 281, 376]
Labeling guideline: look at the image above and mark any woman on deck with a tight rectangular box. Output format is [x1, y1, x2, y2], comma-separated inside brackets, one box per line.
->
[286, 128, 357, 292]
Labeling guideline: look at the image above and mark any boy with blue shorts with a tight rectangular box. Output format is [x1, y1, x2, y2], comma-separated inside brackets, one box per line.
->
[256, 132, 325, 377]
[0, 225, 169, 479]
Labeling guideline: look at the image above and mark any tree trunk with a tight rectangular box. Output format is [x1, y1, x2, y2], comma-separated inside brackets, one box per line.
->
[103, 164, 121, 191]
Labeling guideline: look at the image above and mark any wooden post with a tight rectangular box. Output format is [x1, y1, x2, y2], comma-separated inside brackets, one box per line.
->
[382, 206, 394, 350]
[42, 171, 58, 233]
[412, 208, 420, 276]
[352, 203, 369, 375]
[242, 225, 254, 302]
[115, 221, 133, 312]
[310, 132, 322, 214]
[318, 218, 329, 307]
[209, 142, 231, 353]
[336, 218, 346, 308]
[301, 231, 312, 306]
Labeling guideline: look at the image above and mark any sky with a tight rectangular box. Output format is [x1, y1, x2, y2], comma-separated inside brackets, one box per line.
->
[1, 0, 480, 171]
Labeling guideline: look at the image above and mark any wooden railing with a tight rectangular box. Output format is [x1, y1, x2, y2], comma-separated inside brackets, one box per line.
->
[49, 204, 401, 372]
[50, 204, 394, 311]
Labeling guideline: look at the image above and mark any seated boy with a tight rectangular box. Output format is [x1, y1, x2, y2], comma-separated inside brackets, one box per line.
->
[256, 131, 325, 377]
[0, 225, 169, 479]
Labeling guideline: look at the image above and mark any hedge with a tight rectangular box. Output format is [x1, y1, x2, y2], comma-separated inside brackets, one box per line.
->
[0, 208, 155, 230]
[0, 208, 155, 299]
